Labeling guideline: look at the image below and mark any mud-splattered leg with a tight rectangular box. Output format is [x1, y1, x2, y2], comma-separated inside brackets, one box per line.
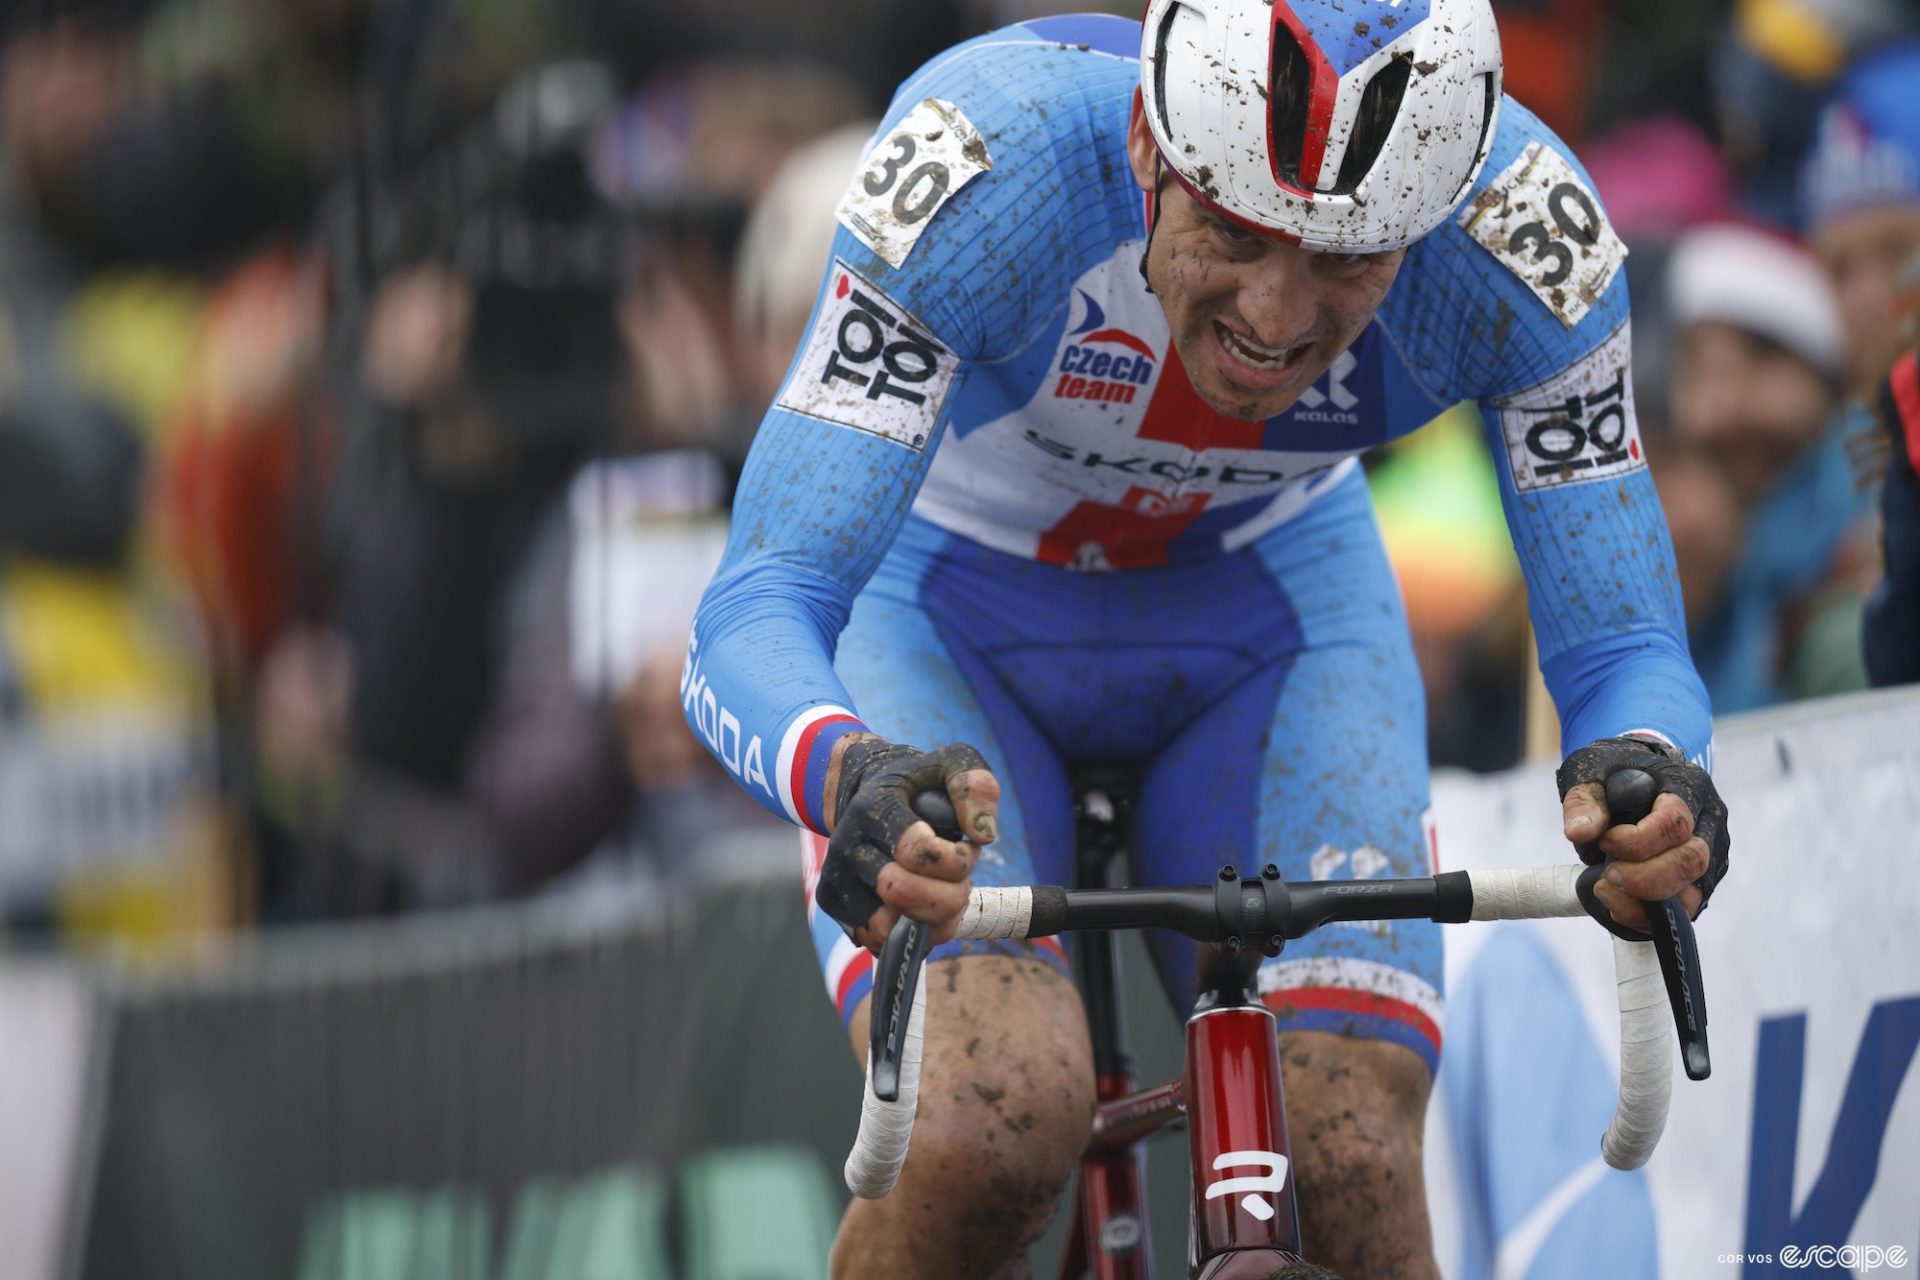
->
[1281, 1030, 1439, 1278]
[832, 954, 1094, 1280]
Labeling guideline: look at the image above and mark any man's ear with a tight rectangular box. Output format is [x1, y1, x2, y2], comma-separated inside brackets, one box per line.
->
[1127, 88, 1160, 192]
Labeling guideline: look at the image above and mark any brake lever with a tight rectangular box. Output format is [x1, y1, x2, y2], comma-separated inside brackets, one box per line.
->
[870, 916, 930, 1102]
[869, 791, 968, 1101]
[1576, 769, 1711, 1081]
[1648, 895, 1711, 1080]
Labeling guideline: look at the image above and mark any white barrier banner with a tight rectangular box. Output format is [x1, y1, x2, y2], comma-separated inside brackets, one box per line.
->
[0, 964, 98, 1280]
[1426, 687, 1920, 1279]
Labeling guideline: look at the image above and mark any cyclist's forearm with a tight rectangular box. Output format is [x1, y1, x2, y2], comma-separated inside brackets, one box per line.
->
[1540, 629, 1713, 766]
[1479, 379, 1712, 762]
[683, 570, 875, 832]
[682, 402, 938, 830]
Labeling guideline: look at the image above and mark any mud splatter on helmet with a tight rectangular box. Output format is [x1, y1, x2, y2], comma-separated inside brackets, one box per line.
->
[1140, 0, 1504, 251]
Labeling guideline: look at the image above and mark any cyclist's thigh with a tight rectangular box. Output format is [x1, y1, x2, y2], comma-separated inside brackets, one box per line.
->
[801, 523, 1076, 1027]
[1131, 470, 1443, 1075]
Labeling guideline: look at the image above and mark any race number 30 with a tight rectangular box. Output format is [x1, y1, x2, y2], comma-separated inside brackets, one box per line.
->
[837, 99, 993, 268]
[1458, 142, 1627, 329]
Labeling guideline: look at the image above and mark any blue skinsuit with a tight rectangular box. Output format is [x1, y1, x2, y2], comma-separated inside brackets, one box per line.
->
[682, 14, 1711, 1069]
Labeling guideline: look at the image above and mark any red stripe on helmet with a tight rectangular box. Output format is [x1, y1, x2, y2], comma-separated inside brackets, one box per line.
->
[1157, 160, 1305, 246]
[1268, 1, 1341, 194]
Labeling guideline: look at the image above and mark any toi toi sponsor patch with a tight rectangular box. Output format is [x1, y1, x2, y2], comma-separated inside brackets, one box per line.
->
[775, 262, 957, 450]
[836, 98, 992, 268]
[1493, 322, 1644, 492]
[1458, 142, 1627, 329]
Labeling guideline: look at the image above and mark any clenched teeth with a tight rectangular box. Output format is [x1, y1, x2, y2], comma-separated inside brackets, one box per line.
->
[1216, 322, 1304, 368]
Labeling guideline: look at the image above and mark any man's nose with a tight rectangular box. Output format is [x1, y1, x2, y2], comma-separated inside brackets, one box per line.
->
[1235, 252, 1320, 348]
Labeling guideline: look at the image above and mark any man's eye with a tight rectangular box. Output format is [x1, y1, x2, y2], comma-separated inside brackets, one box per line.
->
[1317, 251, 1374, 276]
[1213, 220, 1255, 244]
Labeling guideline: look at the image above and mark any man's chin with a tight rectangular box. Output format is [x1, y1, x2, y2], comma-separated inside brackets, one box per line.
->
[1190, 372, 1308, 423]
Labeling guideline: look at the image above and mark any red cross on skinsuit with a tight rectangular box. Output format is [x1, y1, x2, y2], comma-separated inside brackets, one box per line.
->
[1037, 486, 1213, 568]
[1036, 342, 1263, 567]
[1135, 342, 1267, 451]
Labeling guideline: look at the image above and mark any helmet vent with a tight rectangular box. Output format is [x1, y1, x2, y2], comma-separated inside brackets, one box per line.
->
[1451, 71, 1499, 204]
[1268, 23, 1314, 187]
[1152, 7, 1179, 138]
[1335, 55, 1413, 195]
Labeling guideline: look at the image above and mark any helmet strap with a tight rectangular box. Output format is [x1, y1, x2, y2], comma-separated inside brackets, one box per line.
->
[1139, 156, 1166, 296]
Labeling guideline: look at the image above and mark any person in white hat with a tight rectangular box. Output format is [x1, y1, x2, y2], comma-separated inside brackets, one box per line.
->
[1663, 222, 1868, 710]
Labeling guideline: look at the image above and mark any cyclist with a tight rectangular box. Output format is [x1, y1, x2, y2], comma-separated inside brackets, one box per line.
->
[685, 4, 1731, 1275]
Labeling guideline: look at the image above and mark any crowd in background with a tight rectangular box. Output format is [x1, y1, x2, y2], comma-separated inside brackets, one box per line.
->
[0, 0, 1916, 951]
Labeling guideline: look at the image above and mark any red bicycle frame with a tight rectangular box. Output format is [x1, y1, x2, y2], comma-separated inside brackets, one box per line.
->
[1057, 768, 1307, 1280]
[1061, 974, 1305, 1278]
[1182, 1004, 1304, 1277]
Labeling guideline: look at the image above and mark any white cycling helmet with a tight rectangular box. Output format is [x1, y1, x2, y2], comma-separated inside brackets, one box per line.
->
[1140, 0, 1504, 252]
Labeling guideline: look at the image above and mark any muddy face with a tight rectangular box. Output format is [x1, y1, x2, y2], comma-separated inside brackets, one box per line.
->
[1126, 101, 1405, 422]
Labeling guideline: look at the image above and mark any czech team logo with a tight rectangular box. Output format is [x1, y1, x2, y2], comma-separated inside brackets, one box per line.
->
[1054, 291, 1158, 405]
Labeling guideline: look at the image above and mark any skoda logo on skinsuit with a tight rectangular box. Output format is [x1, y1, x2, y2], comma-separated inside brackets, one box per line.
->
[1053, 290, 1158, 405]
[1204, 1150, 1291, 1222]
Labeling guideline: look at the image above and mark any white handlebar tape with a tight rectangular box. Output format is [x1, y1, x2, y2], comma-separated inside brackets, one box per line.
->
[952, 887, 1035, 941]
[1466, 864, 1584, 920]
[1602, 937, 1672, 1170]
[1468, 867, 1673, 1169]
[844, 973, 927, 1199]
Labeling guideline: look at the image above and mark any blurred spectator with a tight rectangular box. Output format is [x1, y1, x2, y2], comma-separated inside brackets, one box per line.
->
[1861, 250, 1920, 685]
[1583, 118, 1736, 432]
[0, 389, 226, 950]
[1662, 222, 1870, 711]
[233, 57, 873, 911]
[732, 120, 875, 409]
[2, 0, 569, 270]
[593, 60, 867, 459]
[1801, 40, 1920, 398]
[480, 95, 883, 896]
[1651, 446, 1747, 635]
[1712, 0, 1916, 226]
[1795, 43, 1920, 689]
[500, 105, 891, 894]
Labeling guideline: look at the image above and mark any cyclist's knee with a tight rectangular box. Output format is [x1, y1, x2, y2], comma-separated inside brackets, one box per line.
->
[848, 954, 1094, 1241]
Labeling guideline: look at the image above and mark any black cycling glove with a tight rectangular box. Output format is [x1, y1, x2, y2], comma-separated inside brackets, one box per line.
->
[1555, 735, 1731, 916]
[815, 737, 990, 939]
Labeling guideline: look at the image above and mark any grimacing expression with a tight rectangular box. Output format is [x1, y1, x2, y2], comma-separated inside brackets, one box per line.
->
[1126, 100, 1406, 422]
